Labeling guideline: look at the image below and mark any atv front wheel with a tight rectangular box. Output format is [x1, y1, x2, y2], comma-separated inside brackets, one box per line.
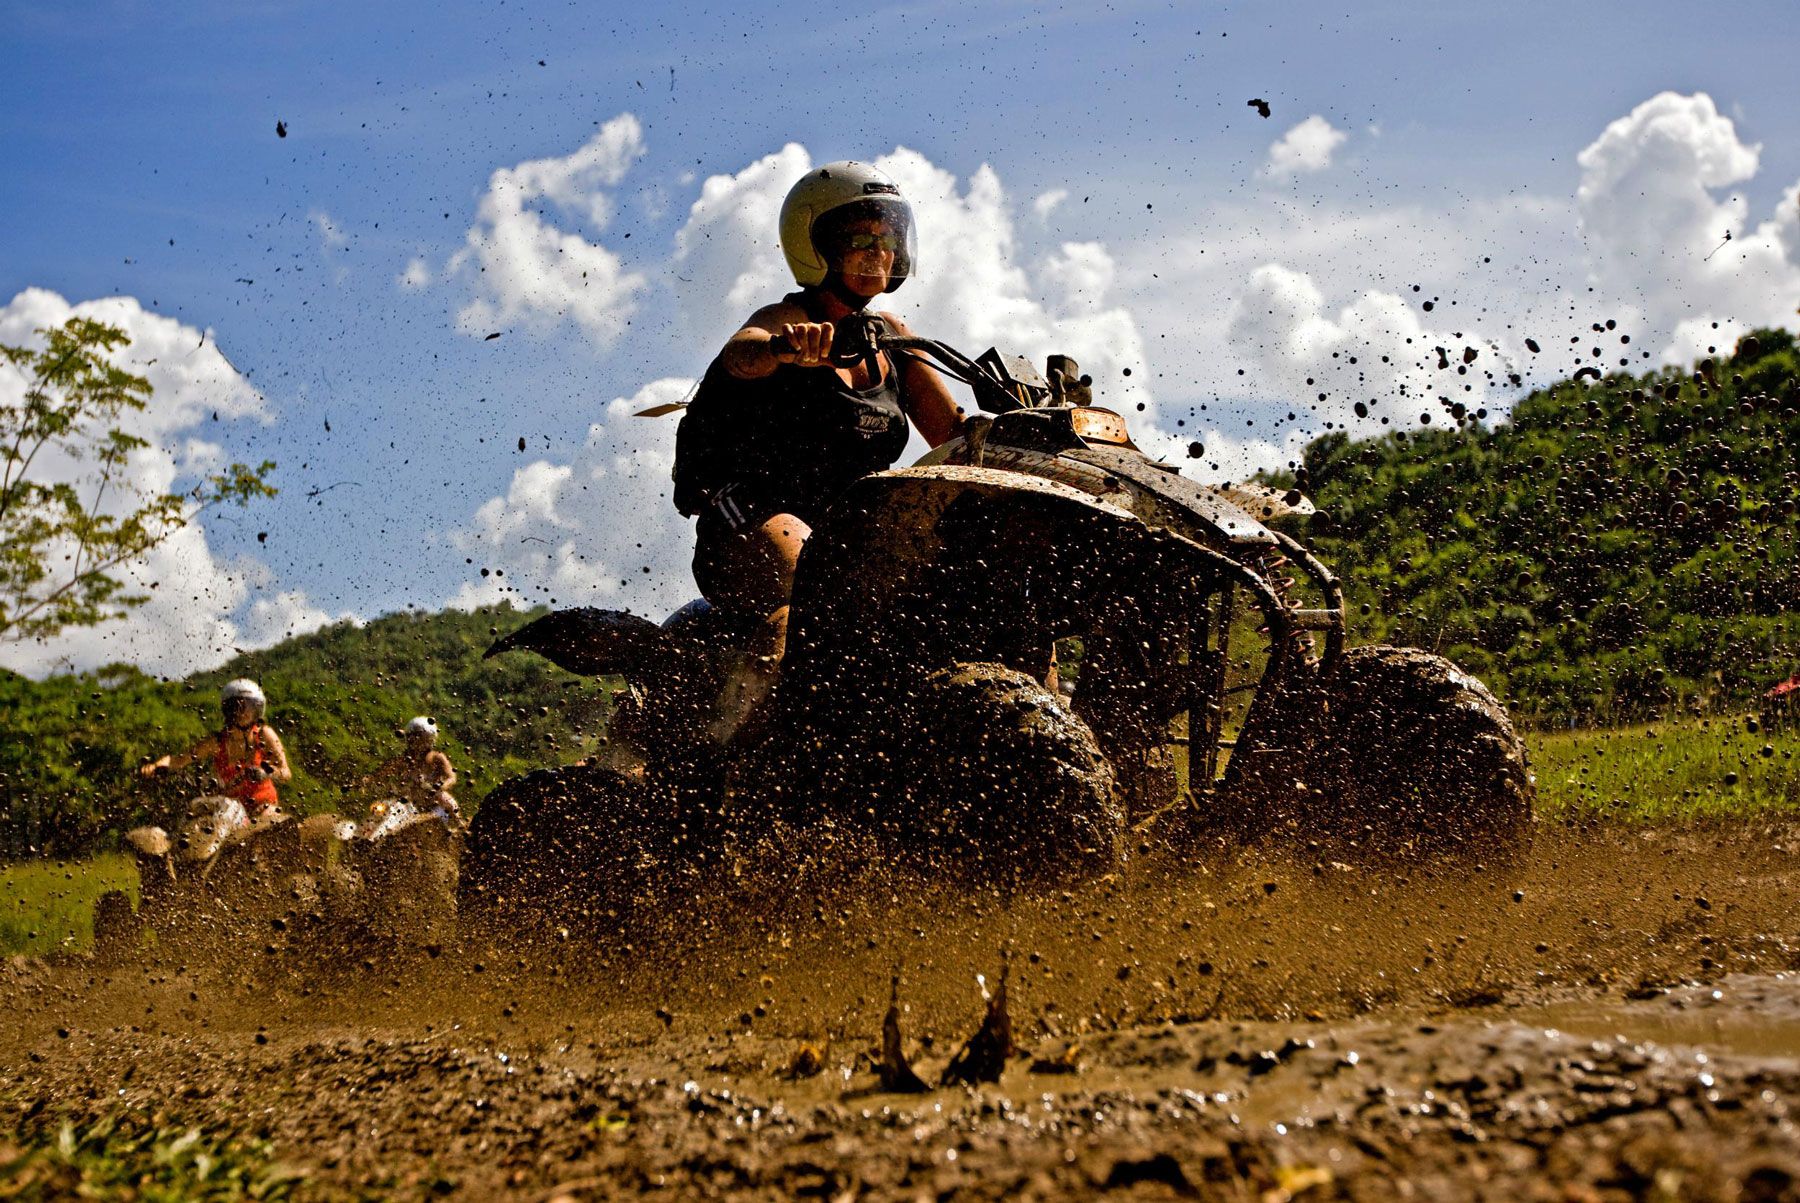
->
[458, 764, 684, 941]
[1223, 645, 1533, 864]
[890, 662, 1125, 882]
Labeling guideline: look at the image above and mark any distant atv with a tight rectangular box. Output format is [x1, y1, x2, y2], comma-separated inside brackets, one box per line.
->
[97, 794, 459, 959]
[468, 320, 1533, 938]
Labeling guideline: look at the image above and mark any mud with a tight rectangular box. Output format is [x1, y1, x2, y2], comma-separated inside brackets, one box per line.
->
[5, 816, 1800, 1200]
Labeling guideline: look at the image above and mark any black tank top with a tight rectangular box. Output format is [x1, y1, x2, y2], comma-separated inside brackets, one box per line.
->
[675, 293, 909, 524]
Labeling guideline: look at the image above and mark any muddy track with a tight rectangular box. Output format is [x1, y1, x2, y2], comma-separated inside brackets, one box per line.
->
[4, 817, 1800, 1200]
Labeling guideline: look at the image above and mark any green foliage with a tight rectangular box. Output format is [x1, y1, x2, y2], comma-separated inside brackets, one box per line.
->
[0, 317, 275, 643]
[0, 1110, 303, 1201]
[1285, 328, 1800, 724]
[0, 603, 616, 858]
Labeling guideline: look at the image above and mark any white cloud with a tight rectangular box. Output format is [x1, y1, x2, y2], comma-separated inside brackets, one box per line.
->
[1267, 116, 1348, 177]
[1032, 188, 1069, 222]
[0, 289, 333, 678]
[447, 378, 697, 617]
[442, 93, 1800, 627]
[871, 149, 1156, 428]
[1575, 91, 1800, 361]
[311, 209, 348, 251]
[240, 589, 358, 648]
[450, 140, 1166, 618]
[670, 143, 813, 345]
[397, 257, 430, 290]
[1225, 263, 1501, 436]
[447, 113, 649, 344]
[1039, 242, 1116, 311]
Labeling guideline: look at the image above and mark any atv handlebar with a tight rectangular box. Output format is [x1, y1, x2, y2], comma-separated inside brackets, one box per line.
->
[775, 315, 1081, 415]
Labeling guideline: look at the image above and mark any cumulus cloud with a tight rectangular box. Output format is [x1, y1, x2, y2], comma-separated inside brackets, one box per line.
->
[1575, 91, 1800, 362]
[662, 144, 1153, 427]
[240, 589, 358, 647]
[1032, 188, 1069, 222]
[397, 257, 430, 290]
[1267, 116, 1348, 176]
[311, 210, 348, 251]
[447, 114, 649, 344]
[0, 288, 338, 678]
[449, 137, 1168, 615]
[447, 378, 697, 617]
[872, 149, 1155, 426]
[669, 143, 812, 345]
[1225, 264, 1504, 440]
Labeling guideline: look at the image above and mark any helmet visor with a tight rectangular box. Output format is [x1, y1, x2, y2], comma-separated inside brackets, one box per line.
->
[812, 197, 915, 287]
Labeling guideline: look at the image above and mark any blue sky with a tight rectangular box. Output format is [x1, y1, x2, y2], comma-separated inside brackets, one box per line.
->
[3, 0, 1797, 675]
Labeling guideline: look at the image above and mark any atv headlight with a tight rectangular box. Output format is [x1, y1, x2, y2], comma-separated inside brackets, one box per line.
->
[1070, 407, 1134, 448]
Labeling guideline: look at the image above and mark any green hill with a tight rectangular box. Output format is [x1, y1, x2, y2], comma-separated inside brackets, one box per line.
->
[0, 604, 616, 859]
[1284, 327, 1800, 724]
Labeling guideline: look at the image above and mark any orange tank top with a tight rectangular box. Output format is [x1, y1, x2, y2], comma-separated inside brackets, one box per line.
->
[214, 724, 280, 813]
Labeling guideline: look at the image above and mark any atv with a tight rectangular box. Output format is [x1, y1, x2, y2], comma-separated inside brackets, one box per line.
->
[466, 319, 1533, 938]
[96, 792, 459, 960]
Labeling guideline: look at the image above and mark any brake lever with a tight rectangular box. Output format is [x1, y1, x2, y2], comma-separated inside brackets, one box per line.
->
[824, 314, 884, 373]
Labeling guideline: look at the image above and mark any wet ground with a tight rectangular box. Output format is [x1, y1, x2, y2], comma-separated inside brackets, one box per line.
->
[4, 816, 1800, 1200]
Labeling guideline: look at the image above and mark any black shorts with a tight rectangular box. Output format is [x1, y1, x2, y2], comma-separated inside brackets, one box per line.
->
[694, 482, 828, 538]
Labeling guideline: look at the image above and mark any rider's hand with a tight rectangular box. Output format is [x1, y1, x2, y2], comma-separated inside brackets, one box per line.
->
[243, 766, 268, 783]
[772, 322, 834, 368]
[139, 761, 164, 779]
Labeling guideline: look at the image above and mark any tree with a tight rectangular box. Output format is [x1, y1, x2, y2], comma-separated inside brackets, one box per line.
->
[0, 317, 276, 644]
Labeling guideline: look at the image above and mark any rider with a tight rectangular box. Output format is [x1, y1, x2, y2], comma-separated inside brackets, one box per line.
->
[678, 161, 965, 724]
[139, 678, 292, 818]
[358, 716, 459, 823]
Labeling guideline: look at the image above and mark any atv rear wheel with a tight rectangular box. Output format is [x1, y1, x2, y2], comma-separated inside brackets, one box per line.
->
[1223, 645, 1533, 864]
[891, 662, 1125, 882]
[459, 764, 687, 942]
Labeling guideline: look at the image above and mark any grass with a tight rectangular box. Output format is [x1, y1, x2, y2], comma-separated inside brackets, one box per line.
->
[0, 1111, 303, 1201]
[1529, 713, 1800, 823]
[0, 853, 136, 958]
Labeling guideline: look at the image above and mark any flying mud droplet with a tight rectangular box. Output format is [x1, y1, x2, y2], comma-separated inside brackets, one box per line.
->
[275, 120, 287, 138]
[1247, 98, 1271, 118]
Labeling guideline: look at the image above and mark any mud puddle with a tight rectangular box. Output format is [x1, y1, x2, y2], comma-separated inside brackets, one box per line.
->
[5, 817, 1800, 1199]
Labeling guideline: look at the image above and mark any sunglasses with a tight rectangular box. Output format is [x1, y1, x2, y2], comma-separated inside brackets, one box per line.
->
[839, 231, 904, 253]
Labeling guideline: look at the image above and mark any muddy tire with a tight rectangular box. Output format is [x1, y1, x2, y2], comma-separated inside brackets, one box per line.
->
[890, 662, 1124, 882]
[458, 764, 683, 942]
[1224, 645, 1533, 864]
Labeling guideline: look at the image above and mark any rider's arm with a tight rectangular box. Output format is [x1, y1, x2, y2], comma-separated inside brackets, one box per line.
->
[142, 734, 215, 778]
[722, 302, 834, 379]
[260, 726, 293, 783]
[427, 751, 457, 791]
[880, 312, 966, 447]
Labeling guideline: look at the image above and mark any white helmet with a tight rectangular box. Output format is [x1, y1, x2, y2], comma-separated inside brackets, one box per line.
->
[220, 678, 266, 718]
[404, 716, 438, 743]
[778, 161, 915, 293]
